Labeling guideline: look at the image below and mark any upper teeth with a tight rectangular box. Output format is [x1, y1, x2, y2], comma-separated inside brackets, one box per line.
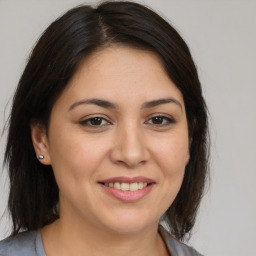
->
[104, 182, 148, 191]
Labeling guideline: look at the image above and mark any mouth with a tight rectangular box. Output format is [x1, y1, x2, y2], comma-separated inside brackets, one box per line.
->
[102, 181, 149, 191]
[98, 176, 155, 202]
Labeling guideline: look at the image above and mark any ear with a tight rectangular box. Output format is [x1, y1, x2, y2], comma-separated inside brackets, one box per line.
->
[186, 137, 192, 165]
[31, 121, 51, 165]
[185, 152, 190, 166]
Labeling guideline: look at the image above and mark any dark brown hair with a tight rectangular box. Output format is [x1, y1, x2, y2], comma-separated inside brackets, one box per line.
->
[4, 1, 209, 241]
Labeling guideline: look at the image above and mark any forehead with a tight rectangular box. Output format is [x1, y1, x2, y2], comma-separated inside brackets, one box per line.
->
[56, 46, 184, 108]
[72, 46, 166, 82]
[81, 45, 164, 72]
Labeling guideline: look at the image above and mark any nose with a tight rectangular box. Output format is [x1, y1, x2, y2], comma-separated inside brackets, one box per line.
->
[109, 124, 150, 168]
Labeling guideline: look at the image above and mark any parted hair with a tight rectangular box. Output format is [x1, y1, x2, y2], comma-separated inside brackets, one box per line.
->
[4, 1, 209, 241]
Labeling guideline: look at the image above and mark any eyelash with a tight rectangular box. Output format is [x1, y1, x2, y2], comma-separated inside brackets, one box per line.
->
[79, 116, 110, 128]
[145, 115, 175, 126]
[79, 115, 175, 128]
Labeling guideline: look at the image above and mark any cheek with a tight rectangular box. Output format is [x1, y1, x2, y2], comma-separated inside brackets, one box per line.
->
[153, 133, 188, 192]
[155, 136, 188, 206]
[153, 133, 189, 174]
[47, 129, 107, 189]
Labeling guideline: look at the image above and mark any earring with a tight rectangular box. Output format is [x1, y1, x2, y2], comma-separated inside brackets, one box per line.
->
[38, 154, 44, 160]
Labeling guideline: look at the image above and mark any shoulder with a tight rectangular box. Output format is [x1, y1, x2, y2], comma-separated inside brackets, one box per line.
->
[0, 231, 45, 256]
[159, 225, 203, 256]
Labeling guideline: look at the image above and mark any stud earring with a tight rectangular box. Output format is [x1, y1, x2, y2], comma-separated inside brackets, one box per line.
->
[38, 154, 44, 160]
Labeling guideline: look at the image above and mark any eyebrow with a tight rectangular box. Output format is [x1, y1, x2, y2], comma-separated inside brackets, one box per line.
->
[68, 97, 183, 111]
[69, 98, 118, 111]
[141, 98, 183, 110]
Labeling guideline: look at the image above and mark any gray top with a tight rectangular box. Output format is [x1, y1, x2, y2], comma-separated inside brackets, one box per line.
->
[0, 230, 45, 256]
[0, 226, 202, 256]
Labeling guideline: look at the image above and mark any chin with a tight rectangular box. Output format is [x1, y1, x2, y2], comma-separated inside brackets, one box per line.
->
[99, 209, 159, 235]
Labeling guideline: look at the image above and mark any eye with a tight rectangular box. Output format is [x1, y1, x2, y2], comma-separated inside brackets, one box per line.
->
[80, 117, 110, 127]
[145, 115, 175, 126]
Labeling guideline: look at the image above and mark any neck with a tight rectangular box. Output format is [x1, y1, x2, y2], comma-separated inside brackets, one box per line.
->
[41, 218, 169, 256]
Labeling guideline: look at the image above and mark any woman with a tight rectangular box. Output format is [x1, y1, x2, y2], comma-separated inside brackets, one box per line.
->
[0, 1, 208, 255]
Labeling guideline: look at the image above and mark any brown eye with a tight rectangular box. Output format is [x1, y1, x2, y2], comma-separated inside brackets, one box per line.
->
[80, 117, 110, 127]
[152, 116, 164, 124]
[90, 117, 104, 125]
[146, 115, 175, 126]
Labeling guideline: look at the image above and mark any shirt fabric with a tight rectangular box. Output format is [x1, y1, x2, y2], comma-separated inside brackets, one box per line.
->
[0, 226, 203, 256]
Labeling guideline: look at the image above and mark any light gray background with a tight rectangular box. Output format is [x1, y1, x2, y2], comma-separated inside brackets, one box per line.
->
[0, 1, 255, 255]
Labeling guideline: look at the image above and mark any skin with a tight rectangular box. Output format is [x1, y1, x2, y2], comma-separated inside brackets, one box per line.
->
[31, 46, 190, 256]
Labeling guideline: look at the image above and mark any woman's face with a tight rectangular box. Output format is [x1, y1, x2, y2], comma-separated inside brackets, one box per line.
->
[34, 46, 190, 234]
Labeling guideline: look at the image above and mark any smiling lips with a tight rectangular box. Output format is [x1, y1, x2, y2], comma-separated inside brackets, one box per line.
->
[104, 181, 148, 191]
[99, 176, 155, 202]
